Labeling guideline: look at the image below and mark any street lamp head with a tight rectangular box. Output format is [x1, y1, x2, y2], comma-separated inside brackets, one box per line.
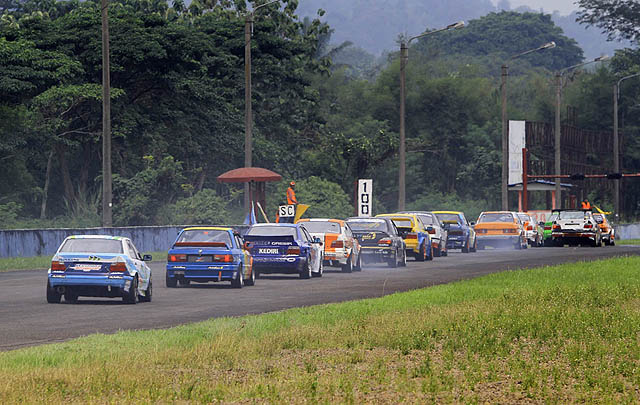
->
[594, 55, 609, 62]
[542, 41, 556, 50]
[448, 21, 465, 29]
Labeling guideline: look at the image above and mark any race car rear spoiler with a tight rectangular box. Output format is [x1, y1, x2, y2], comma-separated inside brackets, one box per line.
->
[243, 235, 297, 247]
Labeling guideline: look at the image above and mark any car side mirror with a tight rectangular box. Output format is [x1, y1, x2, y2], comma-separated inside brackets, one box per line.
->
[470, 221, 475, 226]
[427, 226, 434, 232]
[313, 237, 323, 246]
[142, 254, 152, 262]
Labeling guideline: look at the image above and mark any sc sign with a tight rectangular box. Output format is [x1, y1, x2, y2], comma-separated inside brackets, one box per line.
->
[357, 179, 373, 217]
[278, 204, 296, 218]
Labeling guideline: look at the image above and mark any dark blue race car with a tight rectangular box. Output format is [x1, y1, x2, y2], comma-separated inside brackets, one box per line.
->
[166, 227, 255, 288]
[244, 224, 323, 279]
[433, 211, 477, 253]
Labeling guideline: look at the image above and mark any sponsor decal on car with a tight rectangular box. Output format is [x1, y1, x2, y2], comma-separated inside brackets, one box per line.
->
[258, 248, 280, 254]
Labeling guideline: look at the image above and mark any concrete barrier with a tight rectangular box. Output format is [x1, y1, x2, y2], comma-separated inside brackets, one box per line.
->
[616, 223, 640, 241]
[0, 226, 185, 258]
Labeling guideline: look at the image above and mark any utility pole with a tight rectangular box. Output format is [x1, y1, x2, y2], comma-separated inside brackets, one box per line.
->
[501, 64, 508, 211]
[244, 0, 279, 212]
[397, 21, 465, 211]
[554, 72, 562, 209]
[613, 83, 619, 219]
[398, 40, 407, 211]
[101, 0, 112, 227]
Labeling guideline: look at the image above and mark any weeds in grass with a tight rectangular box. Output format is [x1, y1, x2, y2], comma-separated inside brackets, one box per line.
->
[1, 256, 640, 403]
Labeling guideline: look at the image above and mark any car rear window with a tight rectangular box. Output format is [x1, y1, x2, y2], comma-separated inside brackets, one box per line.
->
[390, 218, 413, 229]
[416, 214, 435, 225]
[558, 211, 587, 220]
[435, 213, 461, 223]
[347, 220, 389, 232]
[177, 230, 232, 246]
[59, 239, 123, 253]
[300, 221, 341, 234]
[517, 214, 530, 223]
[478, 213, 514, 223]
[247, 226, 297, 237]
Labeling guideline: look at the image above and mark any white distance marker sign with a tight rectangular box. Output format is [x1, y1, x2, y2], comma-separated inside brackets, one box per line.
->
[278, 204, 296, 218]
[357, 179, 373, 217]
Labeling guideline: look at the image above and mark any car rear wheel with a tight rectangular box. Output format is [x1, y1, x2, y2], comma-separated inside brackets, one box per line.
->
[387, 251, 399, 268]
[46, 281, 61, 304]
[354, 252, 362, 272]
[245, 266, 256, 286]
[417, 242, 427, 262]
[342, 255, 353, 273]
[166, 273, 177, 288]
[426, 243, 434, 261]
[312, 259, 323, 278]
[123, 277, 138, 304]
[139, 278, 152, 302]
[400, 249, 407, 267]
[470, 238, 477, 253]
[300, 257, 312, 279]
[462, 238, 470, 253]
[178, 278, 191, 287]
[231, 266, 244, 288]
[64, 290, 78, 304]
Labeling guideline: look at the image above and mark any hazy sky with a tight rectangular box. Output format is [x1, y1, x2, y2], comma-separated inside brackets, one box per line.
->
[495, 0, 580, 15]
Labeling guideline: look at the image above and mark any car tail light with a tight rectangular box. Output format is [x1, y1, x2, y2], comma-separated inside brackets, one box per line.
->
[544, 226, 552, 231]
[527, 225, 533, 231]
[553, 224, 561, 230]
[405, 233, 417, 239]
[287, 246, 301, 255]
[51, 260, 66, 271]
[331, 240, 344, 248]
[503, 229, 517, 234]
[243, 241, 252, 250]
[213, 254, 233, 262]
[584, 223, 593, 229]
[427, 229, 436, 234]
[168, 254, 187, 262]
[109, 262, 127, 272]
[378, 239, 392, 246]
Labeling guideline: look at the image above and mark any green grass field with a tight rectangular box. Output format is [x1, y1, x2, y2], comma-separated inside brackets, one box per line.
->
[620, 239, 640, 245]
[0, 251, 167, 272]
[1, 256, 640, 403]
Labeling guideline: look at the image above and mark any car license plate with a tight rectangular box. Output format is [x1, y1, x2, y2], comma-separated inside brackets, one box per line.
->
[258, 248, 279, 254]
[73, 264, 102, 271]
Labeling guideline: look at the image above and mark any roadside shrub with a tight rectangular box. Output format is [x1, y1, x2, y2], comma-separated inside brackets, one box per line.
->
[0, 202, 22, 228]
[157, 189, 231, 225]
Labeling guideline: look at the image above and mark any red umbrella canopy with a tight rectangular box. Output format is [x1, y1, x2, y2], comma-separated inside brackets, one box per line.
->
[216, 167, 282, 183]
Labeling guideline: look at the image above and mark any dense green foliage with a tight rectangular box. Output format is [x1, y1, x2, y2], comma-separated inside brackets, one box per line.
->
[1, 0, 640, 227]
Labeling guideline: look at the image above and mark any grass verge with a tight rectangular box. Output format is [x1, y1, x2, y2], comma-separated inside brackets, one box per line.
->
[620, 239, 640, 245]
[1, 256, 640, 402]
[0, 251, 167, 273]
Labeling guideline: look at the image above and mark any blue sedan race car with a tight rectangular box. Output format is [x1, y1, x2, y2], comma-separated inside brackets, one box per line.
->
[166, 227, 255, 288]
[47, 235, 152, 304]
[244, 223, 323, 279]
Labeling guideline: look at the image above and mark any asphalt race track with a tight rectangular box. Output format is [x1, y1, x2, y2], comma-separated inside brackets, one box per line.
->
[1, 245, 639, 351]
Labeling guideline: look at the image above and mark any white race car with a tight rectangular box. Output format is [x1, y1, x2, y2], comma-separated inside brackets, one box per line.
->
[550, 209, 603, 247]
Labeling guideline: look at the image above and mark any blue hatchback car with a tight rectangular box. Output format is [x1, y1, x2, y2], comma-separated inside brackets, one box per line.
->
[166, 227, 255, 288]
[433, 211, 477, 253]
[244, 223, 323, 279]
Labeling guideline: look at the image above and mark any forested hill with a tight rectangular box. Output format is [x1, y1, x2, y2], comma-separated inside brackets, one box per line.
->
[296, 0, 630, 59]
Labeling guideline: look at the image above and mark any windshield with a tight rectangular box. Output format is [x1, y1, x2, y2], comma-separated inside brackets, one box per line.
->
[547, 213, 558, 223]
[435, 213, 461, 223]
[300, 221, 341, 234]
[59, 238, 123, 253]
[247, 226, 297, 237]
[558, 211, 587, 220]
[592, 214, 603, 224]
[347, 220, 389, 232]
[478, 213, 514, 223]
[177, 230, 232, 246]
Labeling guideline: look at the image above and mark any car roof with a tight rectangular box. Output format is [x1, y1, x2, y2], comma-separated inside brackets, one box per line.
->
[182, 226, 232, 232]
[432, 211, 463, 215]
[376, 213, 416, 219]
[251, 223, 298, 228]
[67, 235, 126, 240]
[347, 217, 386, 222]
[297, 218, 345, 224]
[480, 211, 513, 214]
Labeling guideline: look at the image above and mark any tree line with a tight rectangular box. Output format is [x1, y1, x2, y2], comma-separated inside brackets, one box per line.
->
[1, 0, 639, 228]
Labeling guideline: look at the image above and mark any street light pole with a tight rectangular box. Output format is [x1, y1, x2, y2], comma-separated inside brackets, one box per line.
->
[397, 21, 464, 211]
[613, 72, 640, 219]
[101, 0, 112, 227]
[244, 0, 279, 211]
[500, 41, 556, 211]
[554, 56, 609, 209]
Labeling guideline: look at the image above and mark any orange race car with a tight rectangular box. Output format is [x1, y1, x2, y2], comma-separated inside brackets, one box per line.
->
[592, 212, 615, 246]
[474, 211, 527, 250]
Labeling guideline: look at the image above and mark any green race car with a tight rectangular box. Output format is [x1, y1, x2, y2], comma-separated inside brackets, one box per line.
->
[542, 212, 559, 247]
